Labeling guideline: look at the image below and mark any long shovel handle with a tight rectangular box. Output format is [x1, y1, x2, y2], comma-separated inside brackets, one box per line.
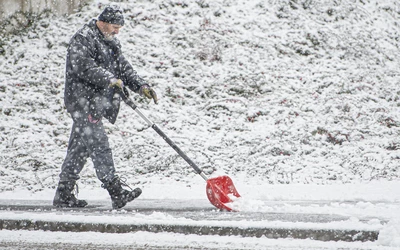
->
[120, 89, 208, 181]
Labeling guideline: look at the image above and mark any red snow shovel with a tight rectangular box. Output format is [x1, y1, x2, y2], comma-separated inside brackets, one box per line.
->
[206, 176, 241, 211]
[120, 89, 241, 211]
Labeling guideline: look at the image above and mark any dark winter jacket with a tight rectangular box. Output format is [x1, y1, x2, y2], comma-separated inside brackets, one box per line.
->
[64, 19, 147, 124]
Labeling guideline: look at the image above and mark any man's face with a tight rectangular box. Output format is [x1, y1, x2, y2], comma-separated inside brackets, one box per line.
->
[101, 22, 122, 40]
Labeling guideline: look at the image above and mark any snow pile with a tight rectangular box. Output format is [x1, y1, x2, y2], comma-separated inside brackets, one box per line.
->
[377, 219, 400, 247]
[0, 0, 399, 193]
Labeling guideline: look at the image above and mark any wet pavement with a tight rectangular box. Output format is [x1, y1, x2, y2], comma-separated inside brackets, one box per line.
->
[0, 199, 381, 242]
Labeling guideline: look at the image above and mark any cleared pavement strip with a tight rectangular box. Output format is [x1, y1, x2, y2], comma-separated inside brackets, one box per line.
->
[0, 218, 378, 242]
[0, 200, 381, 242]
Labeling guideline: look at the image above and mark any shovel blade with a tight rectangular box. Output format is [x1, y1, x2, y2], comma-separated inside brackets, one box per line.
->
[206, 175, 241, 211]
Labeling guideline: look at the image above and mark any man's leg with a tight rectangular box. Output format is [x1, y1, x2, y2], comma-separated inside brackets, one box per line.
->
[59, 122, 90, 181]
[54, 121, 89, 207]
[80, 118, 116, 183]
[78, 118, 142, 209]
[55, 116, 141, 209]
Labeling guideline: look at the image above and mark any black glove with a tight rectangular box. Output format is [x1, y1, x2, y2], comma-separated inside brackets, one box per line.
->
[139, 85, 158, 104]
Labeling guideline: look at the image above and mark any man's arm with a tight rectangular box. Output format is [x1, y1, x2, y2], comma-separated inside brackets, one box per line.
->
[118, 54, 148, 93]
[119, 55, 158, 104]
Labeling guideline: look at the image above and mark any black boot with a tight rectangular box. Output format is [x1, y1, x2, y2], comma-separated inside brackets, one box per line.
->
[53, 180, 88, 208]
[102, 176, 142, 209]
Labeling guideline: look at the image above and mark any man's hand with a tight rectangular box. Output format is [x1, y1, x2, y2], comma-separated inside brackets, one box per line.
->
[109, 78, 124, 89]
[139, 85, 158, 104]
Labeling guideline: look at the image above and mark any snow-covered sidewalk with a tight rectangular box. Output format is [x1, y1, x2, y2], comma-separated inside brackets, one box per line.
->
[0, 230, 395, 250]
[0, 198, 381, 241]
[0, 180, 400, 248]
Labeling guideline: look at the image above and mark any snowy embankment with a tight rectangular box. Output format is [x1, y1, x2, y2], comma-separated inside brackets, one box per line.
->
[1, 0, 399, 189]
[0, 0, 400, 248]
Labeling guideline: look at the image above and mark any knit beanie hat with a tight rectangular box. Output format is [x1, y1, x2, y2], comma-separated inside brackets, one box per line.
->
[98, 6, 125, 26]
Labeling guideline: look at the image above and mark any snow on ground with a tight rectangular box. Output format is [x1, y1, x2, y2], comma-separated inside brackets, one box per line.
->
[0, 230, 397, 250]
[1, 0, 400, 248]
[1, 179, 400, 248]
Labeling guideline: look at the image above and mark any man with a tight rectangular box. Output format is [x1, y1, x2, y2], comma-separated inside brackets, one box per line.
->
[53, 5, 158, 209]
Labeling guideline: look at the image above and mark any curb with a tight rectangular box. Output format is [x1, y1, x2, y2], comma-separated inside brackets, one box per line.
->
[0, 219, 378, 242]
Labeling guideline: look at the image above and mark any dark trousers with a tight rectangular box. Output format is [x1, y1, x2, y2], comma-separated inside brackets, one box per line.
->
[58, 115, 116, 184]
